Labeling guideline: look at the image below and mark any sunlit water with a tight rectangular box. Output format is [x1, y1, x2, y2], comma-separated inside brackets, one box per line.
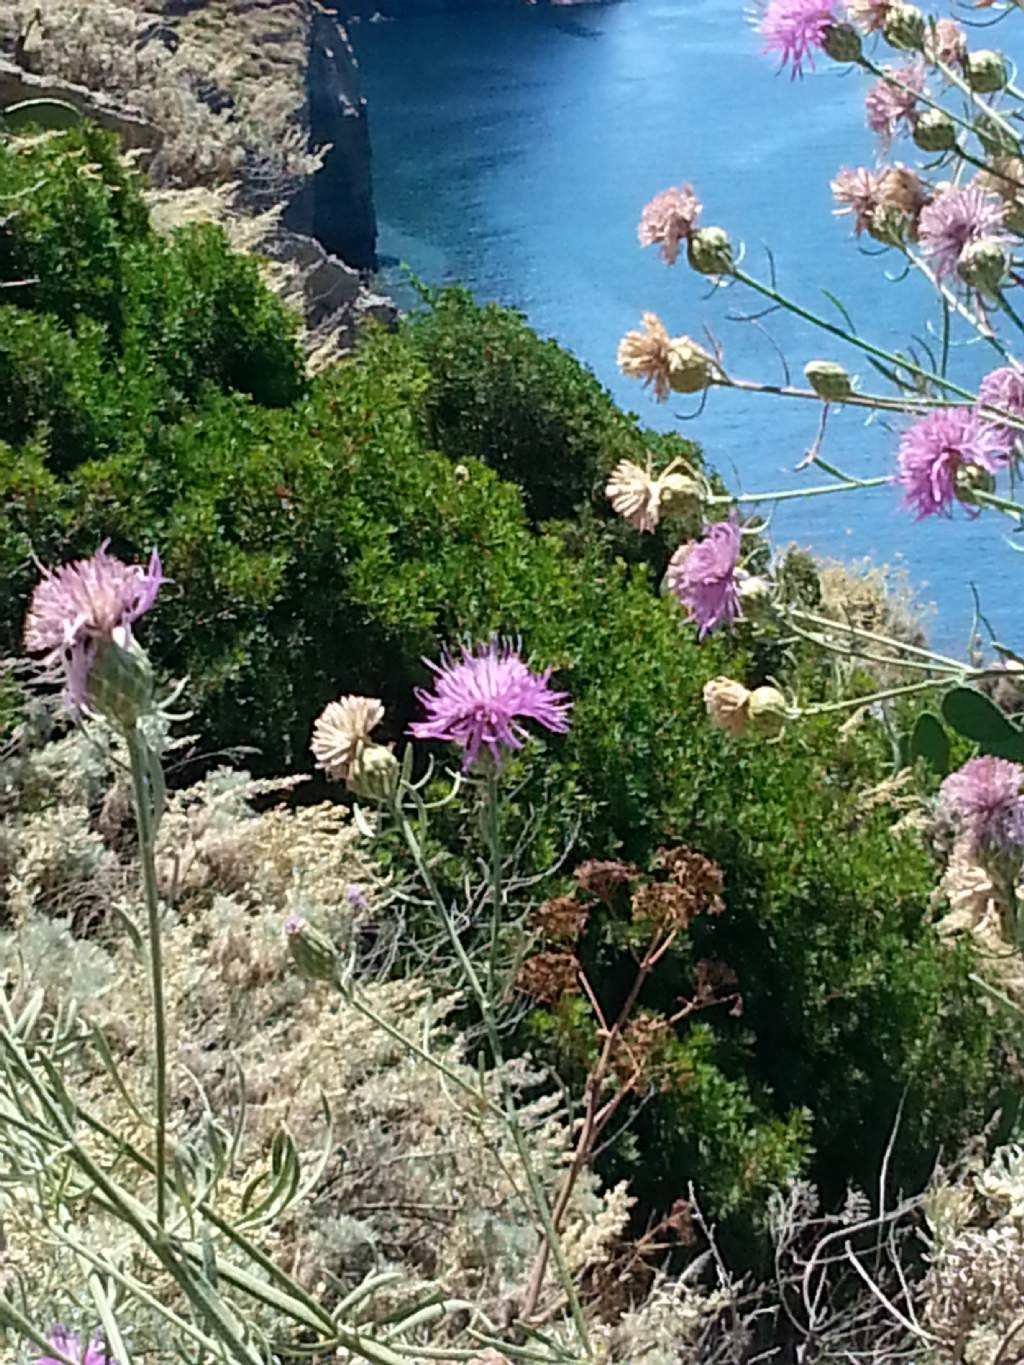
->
[352, 2, 1024, 647]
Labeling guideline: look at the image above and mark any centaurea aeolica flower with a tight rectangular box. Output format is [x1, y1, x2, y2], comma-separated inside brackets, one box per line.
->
[979, 366, 1024, 446]
[759, 0, 843, 77]
[665, 518, 744, 638]
[918, 185, 1007, 281]
[941, 756, 1024, 858]
[37, 1329, 110, 1365]
[409, 639, 571, 770]
[23, 542, 163, 716]
[897, 407, 1009, 518]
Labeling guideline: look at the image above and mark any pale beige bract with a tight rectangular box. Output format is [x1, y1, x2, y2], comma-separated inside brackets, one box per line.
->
[311, 694, 385, 781]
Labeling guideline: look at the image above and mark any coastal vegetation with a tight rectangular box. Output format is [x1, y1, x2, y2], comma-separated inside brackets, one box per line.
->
[4, 0, 1024, 1361]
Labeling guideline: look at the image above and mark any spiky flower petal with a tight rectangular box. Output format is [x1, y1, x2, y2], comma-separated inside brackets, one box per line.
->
[978, 366, 1024, 445]
[409, 640, 571, 770]
[638, 185, 702, 265]
[759, 0, 842, 76]
[665, 518, 744, 638]
[23, 543, 163, 712]
[865, 61, 926, 145]
[37, 1330, 110, 1365]
[941, 756, 1024, 857]
[918, 185, 1008, 281]
[897, 407, 1009, 519]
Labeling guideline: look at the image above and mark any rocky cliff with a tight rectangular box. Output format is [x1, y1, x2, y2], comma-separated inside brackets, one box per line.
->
[284, 5, 377, 268]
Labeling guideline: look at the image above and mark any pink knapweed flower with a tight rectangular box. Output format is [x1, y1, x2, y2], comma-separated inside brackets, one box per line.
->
[941, 756, 1024, 856]
[831, 166, 886, 235]
[638, 185, 702, 265]
[918, 185, 1007, 281]
[409, 640, 572, 770]
[23, 543, 163, 711]
[865, 62, 925, 145]
[897, 407, 1009, 519]
[759, 0, 841, 77]
[665, 518, 743, 638]
[38, 1329, 110, 1365]
[978, 366, 1024, 445]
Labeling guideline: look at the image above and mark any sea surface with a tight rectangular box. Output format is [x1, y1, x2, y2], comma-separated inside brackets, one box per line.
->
[352, 2, 1023, 648]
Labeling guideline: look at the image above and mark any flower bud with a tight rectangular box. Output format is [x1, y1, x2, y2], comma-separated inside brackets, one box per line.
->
[703, 677, 751, 738]
[883, 2, 925, 50]
[667, 337, 716, 394]
[954, 462, 997, 507]
[347, 742, 400, 803]
[658, 471, 703, 519]
[747, 686, 788, 739]
[687, 227, 734, 277]
[913, 109, 957, 153]
[975, 114, 1019, 159]
[867, 203, 910, 246]
[286, 916, 338, 984]
[453, 463, 470, 484]
[737, 574, 773, 622]
[967, 50, 1008, 94]
[804, 360, 853, 401]
[822, 21, 863, 63]
[958, 237, 1008, 295]
[88, 632, 155, 728]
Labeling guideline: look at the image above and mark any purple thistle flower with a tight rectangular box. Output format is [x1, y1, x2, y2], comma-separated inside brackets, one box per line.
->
[897, 407, 1009, 519]
[37, 1329, 110, 1365]
[940, 756, 1024, 857]
[978, 365, 1024, 446]
[665, 518, 743, 639]
[918, 185, 1007, 281]
[759, 0, 841, 78]
[345, 883, 369, 910]
[638, 185, 702, 265]
[864, 62, 925, 145]
[409, 640, 572, 771]
[23, 542, 163, 711]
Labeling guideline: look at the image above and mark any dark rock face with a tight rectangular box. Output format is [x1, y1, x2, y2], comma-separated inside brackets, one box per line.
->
[285, 9, 377, 270]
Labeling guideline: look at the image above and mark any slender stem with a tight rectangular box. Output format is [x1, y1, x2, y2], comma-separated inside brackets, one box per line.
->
[394, 793, 593, 1356]
[803, 667, 1007, 716]
[934, 58, 1024, 154]
[125, 726, 168, 1232]
[971, 486, 1024, 520]
[486, 766, 503, 1003]
[708, 475, 892, 506]
[723, 376, 961, 414]
[731, 268, 978, 402]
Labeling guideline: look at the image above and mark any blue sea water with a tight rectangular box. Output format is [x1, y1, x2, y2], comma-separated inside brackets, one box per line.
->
[351, 2, 1023, 648]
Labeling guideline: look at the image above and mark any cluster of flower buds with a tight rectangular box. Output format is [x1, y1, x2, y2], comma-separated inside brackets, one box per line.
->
[703, 677, 789, 741]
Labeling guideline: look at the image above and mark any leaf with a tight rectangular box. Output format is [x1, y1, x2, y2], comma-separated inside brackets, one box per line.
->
[908, 711, 950, 776]
[1, 99, 83, 133]
[941, 686, 1024, 761]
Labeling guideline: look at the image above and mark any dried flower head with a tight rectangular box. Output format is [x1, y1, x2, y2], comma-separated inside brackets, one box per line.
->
[656, 847, 726, 915]
[638, 184, 702, 264]
[665, 518, 744, 638]
[979, 366, 1024, 445]
[631, 881, 698, 932]
[515, 950, 580, 1004]
[311, 695, 385, 781]
[610, 1012, 671, 1087]
[759, 0, 842, 76]
[605, 459, 664, 533]
[865, 62, 926, 145]
[848, 0, 891, 31]
[531, 895, 591, 943]
[617, 313, 675, 401]
[918, 184, 1008, 281]
[703, 677, 752, 737]
[37, 1331, 110, 1365]
[574, 859, 640, 903]
[924, 16, 966, 67]
[941, 756, 1024, 857]
[832, 166, 886, 235]
[409, 639, 571, 770]
[23, 542, 163, 712]
[897, 407, 1009, 519]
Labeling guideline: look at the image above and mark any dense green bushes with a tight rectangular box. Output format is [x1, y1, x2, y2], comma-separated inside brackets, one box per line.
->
[0, 126, 1011, 1242]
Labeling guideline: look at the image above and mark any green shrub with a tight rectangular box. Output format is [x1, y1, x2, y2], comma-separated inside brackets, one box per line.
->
[405, 283, 699, 527]
[0, 132, 1008, 1244]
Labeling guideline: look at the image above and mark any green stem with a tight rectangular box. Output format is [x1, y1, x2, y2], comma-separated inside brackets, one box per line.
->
[485, 766, 502, 1004]
[732, 268, 978, 402]
[708, 475, 891, 506]
[723, 376, 961, 414]
[971, 487, 1024, 520]
[393, 792, 593, 1356]
[125, 726, 168, 1232]
[934, 59, 1024, 154]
